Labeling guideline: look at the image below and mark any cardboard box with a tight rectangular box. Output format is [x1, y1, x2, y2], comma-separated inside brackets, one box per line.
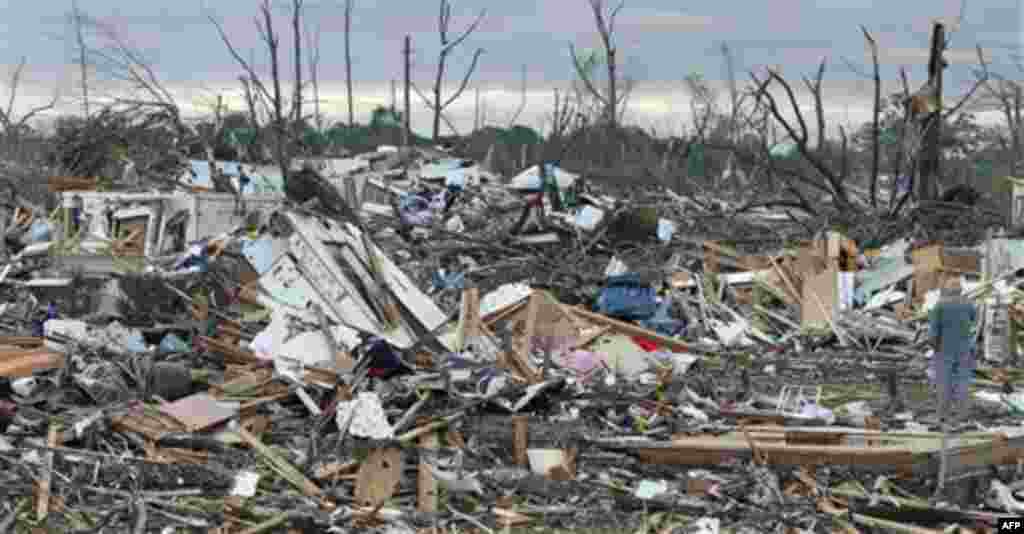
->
[703, 241, 720, 274]
[911, 244, 980, 273]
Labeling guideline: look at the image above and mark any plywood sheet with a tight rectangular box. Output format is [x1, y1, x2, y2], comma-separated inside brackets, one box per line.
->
[801, 268, 838, 328]
[157, 393, 238, 432]
[355, 447, 403, 508]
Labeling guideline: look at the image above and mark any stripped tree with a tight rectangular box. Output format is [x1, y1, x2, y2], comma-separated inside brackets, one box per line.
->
[0, 58, 59, 162]
[751, 29, 988, 218]
[210, 0, 301, 187]
[978, 60, 1024, 177]
[343, 0, 355, 127]
[569, 0, 632, 130]
[422, 0, 485, 142]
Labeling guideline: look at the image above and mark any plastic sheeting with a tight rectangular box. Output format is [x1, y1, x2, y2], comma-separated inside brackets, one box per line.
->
[657, 219, 676, 242]
[769, 142, 798, 159]
[639, 298, 686, 337]
[241, 237, 275, 275]
[509, 164, 578, 191]
[335, 392, 394, 440]
[419, 158, 465, 179]
[27, 220, 51, 243]
[574, 206, 605, 231]
[597, 274, 658, 320]
[186, 160, 284, 193]
[159, 333, 189, 354]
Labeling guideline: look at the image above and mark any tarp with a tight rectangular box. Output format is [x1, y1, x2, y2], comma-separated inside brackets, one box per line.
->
[419, 159, 466, 180]
[596, 273, 658, 320]
[770, 142, 798, 159]
[856, 255, 915, 299]
[687, 144, 705, 177]
[509, 164, 577, 191]
[185, 160, 284, 193]
[241, 237, 276, 275]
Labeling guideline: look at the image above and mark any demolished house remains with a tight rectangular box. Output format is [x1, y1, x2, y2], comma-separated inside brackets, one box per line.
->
[1, 138, 1024, 534]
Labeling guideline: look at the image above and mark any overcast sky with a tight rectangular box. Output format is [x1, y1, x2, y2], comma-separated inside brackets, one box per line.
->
[0, 0, 1020, 136]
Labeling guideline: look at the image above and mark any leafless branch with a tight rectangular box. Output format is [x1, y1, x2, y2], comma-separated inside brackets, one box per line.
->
[208, 16, 274, 105]
[343, 0, 354, 127]
[441, 49, 483, 110]
[800, 59, 827, 150]
[568, 43, 608, 106]
[305, 20, 322, 131]
[751, 69, 847, 205]
[859, 25, 882, 209]
[506, 64, 527, 127]
[412, 81, 460, 137]
[292, 0, 304, 126]
[943, 45, 989, 119]
[427, 0, 486, 140]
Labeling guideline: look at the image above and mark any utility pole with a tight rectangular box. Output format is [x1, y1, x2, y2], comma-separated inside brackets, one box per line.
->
[919, 22, 946, 201]
[474, 87, 481, 132]
[403, 36, 412, 149]
[391, 79, 397, 111]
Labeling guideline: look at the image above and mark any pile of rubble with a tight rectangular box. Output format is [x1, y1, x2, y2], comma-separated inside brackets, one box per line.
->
[0, 145, 1022, 533]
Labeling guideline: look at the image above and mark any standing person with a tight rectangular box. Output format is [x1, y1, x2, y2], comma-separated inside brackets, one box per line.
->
[928, 277, 977, 423]
[927, 276, 977, 498]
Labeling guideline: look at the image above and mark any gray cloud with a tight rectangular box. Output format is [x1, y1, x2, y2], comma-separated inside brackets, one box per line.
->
[0, 0, 1017, 139]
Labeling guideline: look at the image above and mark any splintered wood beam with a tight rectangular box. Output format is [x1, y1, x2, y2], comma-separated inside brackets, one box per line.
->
[513, 415, 529, 467]
[417, 420, 439, 513]
[568, 306, 692, 353]
[36, 424, 58, 520]
[455, 287, 481, 351]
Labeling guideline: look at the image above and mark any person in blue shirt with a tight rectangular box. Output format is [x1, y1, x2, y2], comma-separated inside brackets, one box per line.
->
[928, 278, 977, 424]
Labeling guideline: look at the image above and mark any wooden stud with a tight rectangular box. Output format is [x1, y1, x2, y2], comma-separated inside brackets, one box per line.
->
[417, 417, 438, 513]
[36, 424, 58, 520]
[512, 415, 529, 467]
[355, 447, 403, 509]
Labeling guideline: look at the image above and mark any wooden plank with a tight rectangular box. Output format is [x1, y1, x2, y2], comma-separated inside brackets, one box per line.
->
[36, 424, 58, 520]
[356, 447, 403, 508]
[509, 292, 543, 383]
[513, 416, 529, 467]
[0, 350, 64, 377]
[201, 336, 339, 385]
[455, 287, 481, 352]
[568, 307, 691, 353]
[236, 427, 334, 510]
[0, 337, 44, 348]
[911, 244, 943, 271]
[635, 440, 920, 470]
[417, 429, 438, 513]
[111, 408, 185, 442]
[801, 267, 838, 328]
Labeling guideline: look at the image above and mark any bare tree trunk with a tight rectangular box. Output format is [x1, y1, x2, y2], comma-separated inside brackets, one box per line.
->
[1014, 85, 1022, 177]
[403, 35, 411, 147]
[293, 0, 303, 125]
[571, 0, 625, 130]
[239, 75, 259, 162]
[344, 0, 355, 127]
[262, 2, 289, 185]
[919, 22, 946, 201]
[606, 47, 617, 130]
[72, 0, 89, 117]
[507, 64, 527, 127]
[432, 50, 446, 142]
[862, 26, 881, 209]
[305, 21, 322, 134]
[429, 0, 486, 142]
[474, 87, 480, 132]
